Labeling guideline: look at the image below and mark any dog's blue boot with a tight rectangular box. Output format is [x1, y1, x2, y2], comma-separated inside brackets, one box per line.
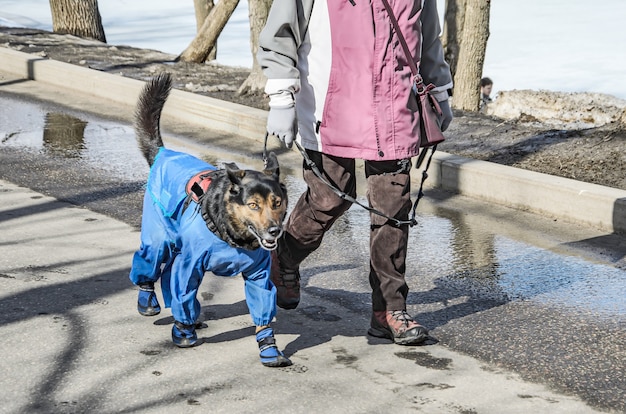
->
[172, 321, 198, 348]
[137, 282, 161, 316]
[256, 327, 292, 367]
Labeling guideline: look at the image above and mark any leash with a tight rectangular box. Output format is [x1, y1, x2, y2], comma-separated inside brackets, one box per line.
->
[263, 133, 437, 228]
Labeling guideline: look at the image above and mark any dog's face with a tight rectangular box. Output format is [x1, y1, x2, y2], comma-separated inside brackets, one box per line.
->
[221, 152, 288, 251]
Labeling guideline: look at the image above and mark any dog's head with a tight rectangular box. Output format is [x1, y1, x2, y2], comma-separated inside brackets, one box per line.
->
[218, 152, 288, 251]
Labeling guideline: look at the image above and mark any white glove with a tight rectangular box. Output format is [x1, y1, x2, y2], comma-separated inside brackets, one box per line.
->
[438, 99, 453, 132]
[267, 105, 297, 148]
[267, 90, 297, 148]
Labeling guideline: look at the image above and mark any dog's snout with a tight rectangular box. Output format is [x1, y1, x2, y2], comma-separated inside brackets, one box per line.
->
[267, 226, 282, 237]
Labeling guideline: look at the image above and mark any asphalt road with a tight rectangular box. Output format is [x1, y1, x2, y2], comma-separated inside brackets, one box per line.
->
[1, 75, 625, 413]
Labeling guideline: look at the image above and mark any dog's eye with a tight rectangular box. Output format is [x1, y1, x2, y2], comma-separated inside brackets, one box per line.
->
[274, 199, 282, 208]
[247, 202, 259, 210]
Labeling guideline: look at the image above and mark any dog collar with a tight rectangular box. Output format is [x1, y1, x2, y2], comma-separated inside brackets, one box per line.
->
[199, 194, 247, 250]
[185, 169, 258, 251]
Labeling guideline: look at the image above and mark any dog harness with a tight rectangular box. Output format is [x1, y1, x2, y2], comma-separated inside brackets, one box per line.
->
[185, 169, 213, 204]
[182, 169, 244, 249]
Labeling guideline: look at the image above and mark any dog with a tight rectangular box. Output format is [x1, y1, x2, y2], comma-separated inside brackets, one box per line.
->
[128, 73, 291, 367]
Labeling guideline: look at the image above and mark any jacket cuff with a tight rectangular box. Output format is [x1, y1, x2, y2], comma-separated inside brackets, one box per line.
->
[268, 90, 295, 108]
[432, 89, 451, 102]
[265, 78, 300, 96]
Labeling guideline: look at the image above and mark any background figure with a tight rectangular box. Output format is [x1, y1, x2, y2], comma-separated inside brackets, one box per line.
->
[480, 77, 493, 110]
[258, 0, 453, 346]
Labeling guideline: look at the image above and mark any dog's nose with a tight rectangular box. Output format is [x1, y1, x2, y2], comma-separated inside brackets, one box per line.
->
[267, 226, 282, 237]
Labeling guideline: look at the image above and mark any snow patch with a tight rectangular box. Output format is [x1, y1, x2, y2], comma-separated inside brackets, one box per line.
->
[486, 90, 626, 129]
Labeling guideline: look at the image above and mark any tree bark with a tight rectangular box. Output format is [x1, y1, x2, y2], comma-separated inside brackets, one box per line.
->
[451, 0, 490, 111]
[441, 0, 466, 81]
[193, 0, 213, 30]
[49, 0, 106, 42]
[193, 0, 217, 61]
[238, 0, 272, 95]
[178, 0, 240, 63]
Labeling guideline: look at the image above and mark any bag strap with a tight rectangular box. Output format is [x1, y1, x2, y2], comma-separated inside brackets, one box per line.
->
[381, 0, 439, 172]
[380, 0, 425, 89]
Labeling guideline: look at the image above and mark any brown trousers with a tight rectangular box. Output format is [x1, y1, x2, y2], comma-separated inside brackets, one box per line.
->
[278, 150, 412, 311]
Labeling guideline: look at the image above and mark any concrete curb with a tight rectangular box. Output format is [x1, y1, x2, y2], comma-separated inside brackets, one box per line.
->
[430, 152, 626, 234]
[2, 46, 625, 234]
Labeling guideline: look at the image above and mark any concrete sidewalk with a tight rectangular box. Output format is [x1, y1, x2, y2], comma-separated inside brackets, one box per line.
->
[1, 46, 625, 235]
[0, 45, 622, 413]
[0, 179, 602, 413]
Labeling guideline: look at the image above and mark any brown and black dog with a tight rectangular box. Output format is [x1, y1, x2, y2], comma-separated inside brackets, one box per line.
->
[129, 73, 291, 367]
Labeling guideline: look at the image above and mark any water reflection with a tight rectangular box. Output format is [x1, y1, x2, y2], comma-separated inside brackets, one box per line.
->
[43, 112, 87, 157]
[442, 210, 507, 302]
[408, 202, 626, 318]
[448, 211, 499, 279]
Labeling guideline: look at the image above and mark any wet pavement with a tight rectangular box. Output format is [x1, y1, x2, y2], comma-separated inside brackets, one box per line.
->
[1, 87, 626, 413]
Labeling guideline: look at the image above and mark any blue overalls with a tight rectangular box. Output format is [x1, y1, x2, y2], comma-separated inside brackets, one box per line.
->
[129, 148, 277, 326]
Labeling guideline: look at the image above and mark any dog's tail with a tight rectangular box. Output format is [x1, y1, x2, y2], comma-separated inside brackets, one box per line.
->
[134, 72, 173, 166]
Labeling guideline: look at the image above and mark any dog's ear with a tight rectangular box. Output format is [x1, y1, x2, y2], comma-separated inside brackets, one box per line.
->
[224, 162, 245, 182]
[263, 152, 280, 181]
[225, 162, 245, 194]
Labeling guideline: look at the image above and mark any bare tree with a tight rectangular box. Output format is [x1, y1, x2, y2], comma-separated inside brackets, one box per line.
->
[193, 0, 217, 61]
[178, 0, 240, 63]
[441, 0, 466, 80]
[238, 0, 272, 95]
[446, 0, 490, 111]
[194, 0, 213, 29]
[49, 0, 106, 42]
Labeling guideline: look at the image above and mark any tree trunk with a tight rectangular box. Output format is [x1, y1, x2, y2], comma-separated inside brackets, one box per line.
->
[178, 0, 240, 63]
[193, 0, 213, 30]
[451, 0, 490, 111]
[441, 0, 466, 81]
[193, 0, 217, 60]
[238, 0, 272, 95]
[49, 0, 106, 42]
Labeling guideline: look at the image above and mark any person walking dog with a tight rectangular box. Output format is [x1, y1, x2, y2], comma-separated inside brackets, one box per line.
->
[257, 0, 453, 345]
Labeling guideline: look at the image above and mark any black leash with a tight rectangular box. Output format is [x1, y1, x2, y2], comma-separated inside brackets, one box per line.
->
[263, 133, 438, 228]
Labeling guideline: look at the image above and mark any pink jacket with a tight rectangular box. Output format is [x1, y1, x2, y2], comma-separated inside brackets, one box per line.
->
[258, 0, 452, 161]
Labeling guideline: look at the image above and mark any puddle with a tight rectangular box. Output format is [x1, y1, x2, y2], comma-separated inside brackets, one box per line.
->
[1, 94, 148, 181]
[342, 203, 625, 319]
